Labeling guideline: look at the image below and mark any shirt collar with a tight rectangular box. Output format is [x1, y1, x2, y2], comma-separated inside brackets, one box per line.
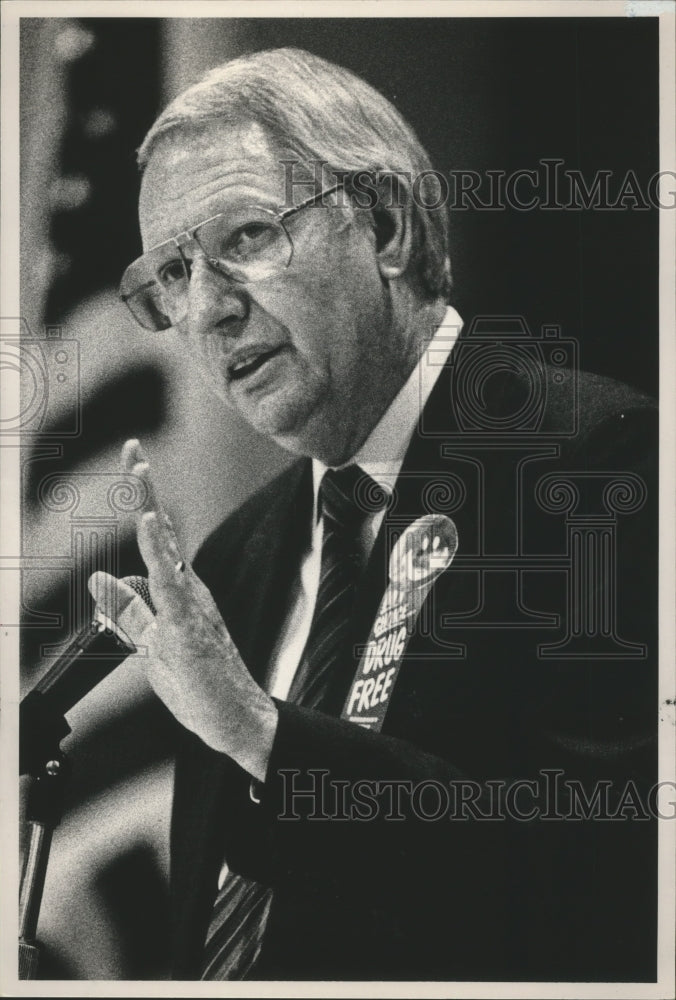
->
[311, 304, 462, 520]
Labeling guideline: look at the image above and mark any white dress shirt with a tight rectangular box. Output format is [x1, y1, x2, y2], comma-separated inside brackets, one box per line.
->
[264, 305, 462, 701]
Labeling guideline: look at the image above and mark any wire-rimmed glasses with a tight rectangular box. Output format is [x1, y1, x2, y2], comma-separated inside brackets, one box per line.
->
[119, 182, 344, 331]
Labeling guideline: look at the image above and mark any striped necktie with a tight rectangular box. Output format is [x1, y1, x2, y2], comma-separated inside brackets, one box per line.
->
[287, 465, 385, 708]
[200, 466, 385, 980]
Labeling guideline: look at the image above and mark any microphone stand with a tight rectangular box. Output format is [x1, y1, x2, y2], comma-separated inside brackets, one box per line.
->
[18, 612, 137, 980]
[19, 693, 71, 980]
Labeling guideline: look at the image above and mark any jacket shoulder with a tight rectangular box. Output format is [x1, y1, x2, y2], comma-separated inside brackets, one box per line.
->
[499, 364, 657, 462]
[565, 369, 657, 467]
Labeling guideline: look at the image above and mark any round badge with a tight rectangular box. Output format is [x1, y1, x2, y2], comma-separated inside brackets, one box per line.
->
[389, 514, 458, 586]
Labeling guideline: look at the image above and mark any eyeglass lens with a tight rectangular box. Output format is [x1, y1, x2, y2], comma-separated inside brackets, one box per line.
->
[122, 210, 294, 331]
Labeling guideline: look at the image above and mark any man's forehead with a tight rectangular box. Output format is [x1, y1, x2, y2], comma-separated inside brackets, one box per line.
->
[138, 120, 289, 241]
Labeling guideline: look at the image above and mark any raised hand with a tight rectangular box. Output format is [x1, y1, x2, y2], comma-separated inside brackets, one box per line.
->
[88, 439, 277, 782]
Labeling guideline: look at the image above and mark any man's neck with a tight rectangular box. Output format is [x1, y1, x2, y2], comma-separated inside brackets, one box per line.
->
[317, 297, 450, 467]
[311, 302, 462, 508]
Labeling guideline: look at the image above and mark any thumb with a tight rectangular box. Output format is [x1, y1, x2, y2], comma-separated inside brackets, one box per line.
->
[88, 571, 155, 642]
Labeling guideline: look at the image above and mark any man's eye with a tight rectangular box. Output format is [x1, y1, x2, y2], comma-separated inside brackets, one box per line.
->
[225, 223, 277, 260]
[157, 260, 187, 286]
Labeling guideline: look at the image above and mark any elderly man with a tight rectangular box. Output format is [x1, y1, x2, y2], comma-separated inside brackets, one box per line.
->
[91, 48, 657, 981]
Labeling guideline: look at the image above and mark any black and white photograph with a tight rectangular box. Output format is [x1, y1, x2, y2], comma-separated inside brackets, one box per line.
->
[2, 1, 675, 994]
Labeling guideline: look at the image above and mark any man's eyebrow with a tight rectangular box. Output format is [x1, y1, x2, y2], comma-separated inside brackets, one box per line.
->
[150, 195, 283, 246]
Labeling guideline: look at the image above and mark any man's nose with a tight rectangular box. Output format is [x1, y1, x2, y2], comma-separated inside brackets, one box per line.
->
[187, 253, 249, 333]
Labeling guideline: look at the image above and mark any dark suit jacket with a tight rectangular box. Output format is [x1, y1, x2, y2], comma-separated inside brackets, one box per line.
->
[170, 338, 658, 982]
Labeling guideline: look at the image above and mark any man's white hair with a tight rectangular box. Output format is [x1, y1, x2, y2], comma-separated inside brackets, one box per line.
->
[138, 47, 451, 301]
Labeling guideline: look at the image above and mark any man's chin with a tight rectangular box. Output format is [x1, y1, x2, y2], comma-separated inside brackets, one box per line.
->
[237, 394, 320, 452]
[250, 403, 354, 462]
[205, 375, 340, 458]
[205, 374, 305, 424]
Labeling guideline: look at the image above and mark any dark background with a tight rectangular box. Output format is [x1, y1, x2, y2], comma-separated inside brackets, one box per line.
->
[19, 15, 659, 979]
[32, 16, 660, 393]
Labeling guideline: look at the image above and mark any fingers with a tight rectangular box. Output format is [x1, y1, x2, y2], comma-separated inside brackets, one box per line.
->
[137, 511, 189, 620]
[121, 439, 191, 620]
[122, 439, 182, 547]
[121, 437, 143, 476]
[123, 439, 164, 519]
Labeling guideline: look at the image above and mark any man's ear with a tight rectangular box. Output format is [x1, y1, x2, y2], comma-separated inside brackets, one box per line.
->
[367, 174, 415, 282]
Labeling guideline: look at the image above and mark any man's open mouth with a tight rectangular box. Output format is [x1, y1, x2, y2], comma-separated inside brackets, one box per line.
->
[228, 346, 284, 381]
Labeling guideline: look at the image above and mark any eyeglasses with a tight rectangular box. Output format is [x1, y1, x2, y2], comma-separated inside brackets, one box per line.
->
[119, 182, 345, 331]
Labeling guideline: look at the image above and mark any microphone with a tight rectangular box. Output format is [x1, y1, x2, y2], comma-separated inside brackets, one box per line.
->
[342, 514, 458, 731]
[20, 575, 154, 774]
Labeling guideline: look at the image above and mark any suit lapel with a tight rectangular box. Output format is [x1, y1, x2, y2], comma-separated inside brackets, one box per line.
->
[226, 459, 313, 686]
